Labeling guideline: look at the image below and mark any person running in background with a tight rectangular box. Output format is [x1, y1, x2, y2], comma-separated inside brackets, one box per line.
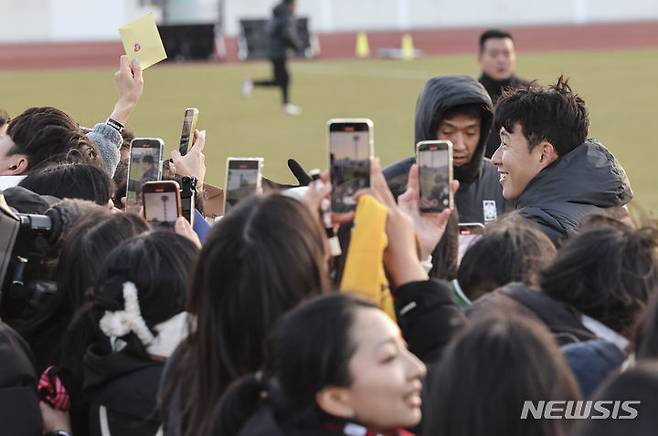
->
[242, 0, 304, 116]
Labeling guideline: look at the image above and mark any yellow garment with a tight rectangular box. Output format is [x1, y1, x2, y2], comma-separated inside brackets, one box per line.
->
[340, 195, 396, 320]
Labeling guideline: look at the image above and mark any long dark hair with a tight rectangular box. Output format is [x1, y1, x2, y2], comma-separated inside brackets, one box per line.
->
[423, 315, 581, 436]
[214, 293, 377, 436]
[170, 193, 328, 436]
[541, 225, 658, 335]
[64, 231, 199, 360]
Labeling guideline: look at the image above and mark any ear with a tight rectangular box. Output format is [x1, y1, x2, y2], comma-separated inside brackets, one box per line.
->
[538, 142, 558, 169]
[0, 154, 28, 176]
[315, 386, 355, 420]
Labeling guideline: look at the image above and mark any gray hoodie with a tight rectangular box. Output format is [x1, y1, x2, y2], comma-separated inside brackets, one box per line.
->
[384, 75, 508, 223]
[516, 139, 633, 245]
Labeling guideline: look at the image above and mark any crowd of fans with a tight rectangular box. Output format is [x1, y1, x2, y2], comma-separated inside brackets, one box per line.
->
[0, 25, 656, 436]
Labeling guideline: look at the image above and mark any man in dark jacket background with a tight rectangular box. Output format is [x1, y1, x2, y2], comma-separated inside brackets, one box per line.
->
[384, 75, 507, 225]
[243, 0, 303, 115]
[478, 29, 530, 158]
[491, 76, 633, 245]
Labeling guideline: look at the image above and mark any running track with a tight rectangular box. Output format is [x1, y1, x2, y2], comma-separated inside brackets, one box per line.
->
[0, 21, 657, 70]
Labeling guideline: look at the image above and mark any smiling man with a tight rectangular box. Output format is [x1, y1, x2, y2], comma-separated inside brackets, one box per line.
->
[385, 75, 507, 225]
[492, 76, 633, 245]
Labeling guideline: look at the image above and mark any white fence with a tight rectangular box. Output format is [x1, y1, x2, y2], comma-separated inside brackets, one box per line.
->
[0, 0, 657, 43]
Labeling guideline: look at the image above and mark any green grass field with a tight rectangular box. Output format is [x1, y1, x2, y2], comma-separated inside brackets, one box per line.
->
[2, 47, 657, 211]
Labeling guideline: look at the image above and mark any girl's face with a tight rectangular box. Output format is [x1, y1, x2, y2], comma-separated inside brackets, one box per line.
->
[342, 308, 427, 431]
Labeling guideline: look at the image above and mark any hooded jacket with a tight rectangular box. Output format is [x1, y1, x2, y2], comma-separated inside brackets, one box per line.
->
[83, 345, 163, 436]
[515, 139, 633, 245]
[384, 75, 508, 224]
[267, 2, 302, 59]
[466, 282, 596, 346]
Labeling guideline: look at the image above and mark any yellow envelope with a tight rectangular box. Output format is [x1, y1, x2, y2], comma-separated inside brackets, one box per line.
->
[118, 13, 167, 69]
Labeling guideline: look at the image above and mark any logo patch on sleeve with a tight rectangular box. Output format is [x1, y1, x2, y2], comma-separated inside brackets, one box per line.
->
[483, 200, 497, 222]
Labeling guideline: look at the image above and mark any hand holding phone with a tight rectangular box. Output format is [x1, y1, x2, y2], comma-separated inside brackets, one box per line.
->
[224, 158, 263, 215]
[125, 138, 164, 214]
[142, 181, 182, 229]
[416, 140, 453, 213]
[328, 118, 374, 214]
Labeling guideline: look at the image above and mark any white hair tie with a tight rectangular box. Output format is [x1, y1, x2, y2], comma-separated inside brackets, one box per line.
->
[99, 282, 155, 350]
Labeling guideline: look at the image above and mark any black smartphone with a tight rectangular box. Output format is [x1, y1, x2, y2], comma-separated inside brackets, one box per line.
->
[180, 176, 196, 227]
[125, 138, 164, 214]
[328, 118, 373, 213]
[142, 181, 182, 229]
[179, 108, 199, 156]
[416, 140, 453, 213]
[224, 158, 263, 215]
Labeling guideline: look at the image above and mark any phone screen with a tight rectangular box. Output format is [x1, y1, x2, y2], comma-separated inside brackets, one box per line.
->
[126, 139, 163, 213]
[179, 109, 197, 156]
[329, 122, 371, 213]
[225, 160, 260, 214]
[144, 190, 179, 229]
[458, 224, 485, 263]
[418, 144, 451, 212]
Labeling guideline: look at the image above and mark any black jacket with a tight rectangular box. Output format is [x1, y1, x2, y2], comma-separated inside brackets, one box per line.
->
[515, 139, 633, 245]
[466, 282, 596, 346]
[0, 321, 42, 436]
[394, 279, 467, 364]
[83, 345, 163, 436]
[267, 2, 302, 59]
[384, 75, 508, 224]
[478, 73, 530, 158]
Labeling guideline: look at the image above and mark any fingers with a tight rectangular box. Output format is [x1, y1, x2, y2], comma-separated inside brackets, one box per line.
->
[451, 179, 460, 194]
[407, 163, 419, 192]
[175, 216, 201, 248]
[192, 129, 206, 152]
[370, 158, 397, 209]
[131, 58, 143, 81]
[119, 55, 130, 73]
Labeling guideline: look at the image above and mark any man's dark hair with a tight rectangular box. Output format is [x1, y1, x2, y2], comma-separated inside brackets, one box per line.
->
[479, 29, 514, 53]
[494, 76, 589, 157]
[458, 213, 557, 301]
[0, 109, 9, 128]
[19, 162, 114, 206]
[540, 224, 658, 335]
[441, 103, 486, 124]
[7, 107, 101, 170]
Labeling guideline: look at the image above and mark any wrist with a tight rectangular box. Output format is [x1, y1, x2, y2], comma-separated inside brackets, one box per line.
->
[386, 253, 429, 288]
[110, 99, 136, 125]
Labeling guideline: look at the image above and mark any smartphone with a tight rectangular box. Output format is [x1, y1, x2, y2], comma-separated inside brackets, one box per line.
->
[416, 140, 453, 213]
[458, 222, 485, 263]
[224, 158, 263, 215]
[125, 138, 164, 214]
[328, 118, 373, 213]
[142, 181, 182, 229]
[179, 108, 199, 156]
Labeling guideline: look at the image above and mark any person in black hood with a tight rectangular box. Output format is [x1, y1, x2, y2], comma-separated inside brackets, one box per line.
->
[384, 75, 508, 225]
[243, 0, 304, 115]
[491, 76, 633, 245]
[477, 29, 530, 157]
